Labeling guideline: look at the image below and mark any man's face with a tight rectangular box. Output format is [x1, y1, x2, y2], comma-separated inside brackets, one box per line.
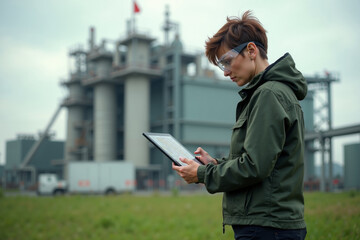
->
[216, 44, 256, 87]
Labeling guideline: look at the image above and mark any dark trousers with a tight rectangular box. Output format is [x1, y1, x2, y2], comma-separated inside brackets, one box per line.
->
[232, 225, 307, 240]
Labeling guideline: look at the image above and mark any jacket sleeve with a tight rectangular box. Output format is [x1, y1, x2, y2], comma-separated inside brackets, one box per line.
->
[214, 157, 228, 165]
[197, 89, 288, 193]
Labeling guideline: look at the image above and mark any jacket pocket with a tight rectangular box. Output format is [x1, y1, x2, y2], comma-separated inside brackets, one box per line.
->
[230, 117, 247, 155]
[223, 187, 252, 217]
[244, 189, 253, 215]
[232, 117, 247, 129]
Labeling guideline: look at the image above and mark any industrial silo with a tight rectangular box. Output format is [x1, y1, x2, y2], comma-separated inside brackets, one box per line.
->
[300, 90, 316, 180]
[344, 142, 360, 190]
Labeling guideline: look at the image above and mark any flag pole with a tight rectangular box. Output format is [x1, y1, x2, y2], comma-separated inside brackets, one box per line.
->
[132, 0, 135, 33]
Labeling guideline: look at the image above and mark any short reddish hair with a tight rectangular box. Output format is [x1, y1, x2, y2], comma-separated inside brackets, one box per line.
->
[205, 10, 268, 65]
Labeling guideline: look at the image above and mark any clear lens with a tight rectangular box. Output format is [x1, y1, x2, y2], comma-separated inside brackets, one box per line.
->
[217, 50, 239, 72]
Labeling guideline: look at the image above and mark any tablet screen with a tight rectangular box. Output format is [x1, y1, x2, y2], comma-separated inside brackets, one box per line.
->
[143, 132, 203, 166]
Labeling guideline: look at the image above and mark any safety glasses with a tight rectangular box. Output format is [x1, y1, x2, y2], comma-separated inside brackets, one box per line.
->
[216, 41, 264, 72]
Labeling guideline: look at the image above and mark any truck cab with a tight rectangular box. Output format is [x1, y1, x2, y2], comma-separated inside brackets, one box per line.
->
[38, 173, 67, 195]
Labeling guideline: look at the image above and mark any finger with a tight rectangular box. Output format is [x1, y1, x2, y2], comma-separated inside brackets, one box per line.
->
[194, 147, 202, 154]
[181, 157, 194, 165]
[179, 157, 189, 164]
[172, 162, 181, 170]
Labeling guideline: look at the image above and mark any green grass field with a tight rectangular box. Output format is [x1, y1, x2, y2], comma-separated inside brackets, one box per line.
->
[0, 191, 359, 240]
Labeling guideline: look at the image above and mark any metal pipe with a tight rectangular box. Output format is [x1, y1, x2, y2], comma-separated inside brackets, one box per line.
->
[89, 27, 95, 51]
[320, 136, 326, 191]
[327, 81, 333, 191]
[21, 106, 63, 169]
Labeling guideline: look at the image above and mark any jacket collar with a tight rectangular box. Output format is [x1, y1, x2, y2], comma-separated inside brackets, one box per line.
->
[238, 53, 290, 101]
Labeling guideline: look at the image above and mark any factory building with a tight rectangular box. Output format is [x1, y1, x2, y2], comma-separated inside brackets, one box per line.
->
[344, 143, 360, 190]
[3, 135, 64, 188]
[61, 14, 241, 188]
[0, 165, 4, 186]
[60, 12, 324, 188]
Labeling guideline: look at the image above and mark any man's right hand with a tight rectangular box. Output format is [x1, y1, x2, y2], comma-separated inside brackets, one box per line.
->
[194, 147, 217, 165]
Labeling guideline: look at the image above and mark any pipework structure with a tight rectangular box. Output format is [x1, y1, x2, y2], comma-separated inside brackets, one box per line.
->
[305, 74, 338, 191]
[304, 74, 360, 191]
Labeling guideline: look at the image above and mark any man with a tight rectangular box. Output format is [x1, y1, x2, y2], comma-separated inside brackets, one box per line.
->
[173, 11, 307, 240]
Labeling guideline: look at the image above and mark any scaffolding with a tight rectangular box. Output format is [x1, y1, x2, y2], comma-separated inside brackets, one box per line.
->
[305, 73, 360, 191]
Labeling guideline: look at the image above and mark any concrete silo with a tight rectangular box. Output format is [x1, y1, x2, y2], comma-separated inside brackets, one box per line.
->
[117, 34, 159, 167]
[90, 46, 117, 161]
[344, 143, 360, 190]
[62, 46, 88, 171]
[300, 90, 316, 180]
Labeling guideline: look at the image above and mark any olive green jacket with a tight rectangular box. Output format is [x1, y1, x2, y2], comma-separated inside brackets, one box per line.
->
[197, 53, 307, 229]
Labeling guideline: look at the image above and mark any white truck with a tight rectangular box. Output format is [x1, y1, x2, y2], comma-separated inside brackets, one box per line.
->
[38, 173, 67, 195]
[38, 161, 135, 195]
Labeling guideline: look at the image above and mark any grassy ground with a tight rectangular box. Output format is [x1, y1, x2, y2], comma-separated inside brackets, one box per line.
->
[0, 191, 359, 240]
[304, 191, 360, 239]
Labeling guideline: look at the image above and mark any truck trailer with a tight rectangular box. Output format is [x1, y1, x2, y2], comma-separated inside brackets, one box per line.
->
[38, 161, 135, 195]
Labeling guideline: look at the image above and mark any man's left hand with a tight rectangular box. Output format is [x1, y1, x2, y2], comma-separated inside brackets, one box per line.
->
[172, 157, 200, 184]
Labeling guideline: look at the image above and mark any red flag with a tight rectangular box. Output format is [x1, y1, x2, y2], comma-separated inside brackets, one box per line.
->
[134, 1, 140, 13]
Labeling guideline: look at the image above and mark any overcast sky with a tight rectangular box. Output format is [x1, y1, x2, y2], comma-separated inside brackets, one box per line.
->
[1, 0, 359, 166]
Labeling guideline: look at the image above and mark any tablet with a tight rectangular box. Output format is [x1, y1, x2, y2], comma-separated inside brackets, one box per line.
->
[143, 132, 204, 166]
